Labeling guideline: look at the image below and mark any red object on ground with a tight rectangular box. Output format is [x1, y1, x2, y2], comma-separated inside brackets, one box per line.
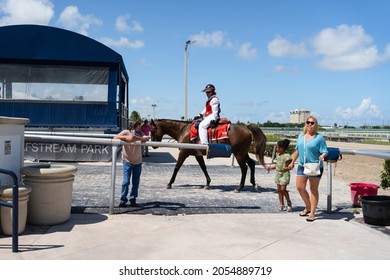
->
[350, 183, 379, 207]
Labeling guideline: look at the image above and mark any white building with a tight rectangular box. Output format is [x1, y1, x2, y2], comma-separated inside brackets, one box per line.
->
[290, 109, 311, 124]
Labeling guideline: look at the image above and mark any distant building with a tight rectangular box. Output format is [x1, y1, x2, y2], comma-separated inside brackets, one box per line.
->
[290, 109, 311, 124]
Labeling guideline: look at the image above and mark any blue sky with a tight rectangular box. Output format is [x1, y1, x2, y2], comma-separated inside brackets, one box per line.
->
[1, 0, 390, 127]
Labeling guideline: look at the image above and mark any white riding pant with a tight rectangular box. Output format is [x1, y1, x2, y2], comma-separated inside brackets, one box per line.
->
[199, 116, 214, 144]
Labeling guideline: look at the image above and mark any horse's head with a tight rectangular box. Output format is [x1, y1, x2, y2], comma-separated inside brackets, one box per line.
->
[150, 119, 164, 144]
[150, 119, 189, 145]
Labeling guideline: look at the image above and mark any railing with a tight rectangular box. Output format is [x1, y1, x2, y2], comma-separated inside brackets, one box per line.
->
[261, 128, 390, 141]
[0, 168, 19, 253]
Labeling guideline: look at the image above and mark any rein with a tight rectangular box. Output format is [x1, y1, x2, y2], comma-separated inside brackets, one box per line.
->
[157, 119, 190, 140]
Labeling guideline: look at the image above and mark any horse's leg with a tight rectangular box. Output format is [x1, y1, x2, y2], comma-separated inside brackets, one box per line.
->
[195, 155, 211, 189]
[167, 150, 189, 189]
[246, 154, 259, 190]
[234, 155, 248, 193]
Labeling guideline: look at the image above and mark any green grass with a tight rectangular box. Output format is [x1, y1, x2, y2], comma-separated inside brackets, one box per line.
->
[363, 140, 390, 146]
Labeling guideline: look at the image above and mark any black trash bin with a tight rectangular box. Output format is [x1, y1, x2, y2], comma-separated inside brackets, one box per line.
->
[360, 195, 390, 226]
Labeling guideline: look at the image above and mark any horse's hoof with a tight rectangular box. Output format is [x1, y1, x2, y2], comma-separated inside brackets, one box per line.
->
[204, 185, 210, 190]
[234, 188, 240, 193]
[254, 183, 259, 191]
[166, 185, 172, 189]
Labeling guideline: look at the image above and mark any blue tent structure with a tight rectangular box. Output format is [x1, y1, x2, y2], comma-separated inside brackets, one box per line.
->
[0, 24, 129, 130]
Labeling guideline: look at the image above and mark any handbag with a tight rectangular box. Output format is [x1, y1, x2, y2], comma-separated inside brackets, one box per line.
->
[303, 136, 321, 176]
[303, 162, 320, 176]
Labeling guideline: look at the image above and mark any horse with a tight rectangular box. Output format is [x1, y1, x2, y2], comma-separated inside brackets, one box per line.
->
[150, 119, 267, 192]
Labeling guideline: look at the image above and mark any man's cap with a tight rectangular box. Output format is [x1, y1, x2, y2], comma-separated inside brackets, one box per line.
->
[201, 84, 215, 92]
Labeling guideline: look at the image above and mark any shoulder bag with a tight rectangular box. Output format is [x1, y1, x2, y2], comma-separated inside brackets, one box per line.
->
[303, 136, 321, 176]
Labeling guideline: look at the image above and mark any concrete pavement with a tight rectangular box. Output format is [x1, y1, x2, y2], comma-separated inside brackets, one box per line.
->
[1, 211, 389, 260]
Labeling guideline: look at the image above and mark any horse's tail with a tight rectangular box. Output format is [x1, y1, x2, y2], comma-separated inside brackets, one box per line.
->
[246, 124, 267, 168]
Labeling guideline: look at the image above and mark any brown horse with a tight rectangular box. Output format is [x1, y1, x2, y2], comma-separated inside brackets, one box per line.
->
[150, 119, 267, 192]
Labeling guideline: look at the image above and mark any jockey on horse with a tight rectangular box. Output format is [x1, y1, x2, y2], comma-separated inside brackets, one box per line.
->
[193, 83, 221, 145]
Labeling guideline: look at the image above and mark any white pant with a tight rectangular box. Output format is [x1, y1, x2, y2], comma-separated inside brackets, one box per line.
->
[199, 116, 214, 144]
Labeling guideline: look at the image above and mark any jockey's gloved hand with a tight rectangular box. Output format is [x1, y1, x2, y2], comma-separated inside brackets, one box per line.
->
[193, 114, 202, 120]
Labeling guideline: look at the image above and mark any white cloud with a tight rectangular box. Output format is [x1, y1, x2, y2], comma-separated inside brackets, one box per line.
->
[335, 97, 381, 120]
[268, 35, 308, 57]
[189, 31, 226, 47]
[190, 31, 259, 62]
[316, 46, 381, 71]
[57, 5, 102, 36]
[137, 58, 150, 67]
[0, 0, 54, 25]
[272, 65, 286, 73]
[226, 39, 234, 49]
[313, 24, 372, 56]
[115, 14, 143, 33]
[313, 24, 387, 71]
[271, 64, 299, 73]
[385, 43, 390, 58]
[99, 36, 144, 49]
[237, 42, 258, 60]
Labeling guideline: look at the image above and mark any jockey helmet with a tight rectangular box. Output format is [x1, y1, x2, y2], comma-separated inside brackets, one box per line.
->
[201, 84, 215, 93]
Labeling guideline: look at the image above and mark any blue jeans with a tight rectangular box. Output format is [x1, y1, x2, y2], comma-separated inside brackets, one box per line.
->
[120, 161, 142, 203]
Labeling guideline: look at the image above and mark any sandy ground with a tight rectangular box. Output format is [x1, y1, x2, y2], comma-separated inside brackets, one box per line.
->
[325, 141, 390, 195]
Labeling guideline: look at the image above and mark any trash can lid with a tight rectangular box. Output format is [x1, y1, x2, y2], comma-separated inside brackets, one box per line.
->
[0, 184, 32, 197]
[0, 116, 30, 125]
[20, 164, 77, 176]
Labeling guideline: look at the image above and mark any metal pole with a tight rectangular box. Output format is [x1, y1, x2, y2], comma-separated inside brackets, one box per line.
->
[152, 104, 156, 119]
[0, 169, 19, 252]
[109, 145, 119, 215]
[184, 40, 196, 121]
[327, 161, 333, 213]
[184, 43, 188, 120]
[12, 175, 19, 252]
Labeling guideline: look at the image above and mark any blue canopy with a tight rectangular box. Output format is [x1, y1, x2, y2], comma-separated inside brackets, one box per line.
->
[0, 24, 129, 129]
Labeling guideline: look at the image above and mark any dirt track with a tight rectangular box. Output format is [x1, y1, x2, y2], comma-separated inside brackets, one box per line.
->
[325, 141, 389, 195]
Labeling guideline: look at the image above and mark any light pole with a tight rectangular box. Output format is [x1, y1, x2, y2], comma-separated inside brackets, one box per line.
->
[184, 40, 196, 121]
[152, 104, 157, 119]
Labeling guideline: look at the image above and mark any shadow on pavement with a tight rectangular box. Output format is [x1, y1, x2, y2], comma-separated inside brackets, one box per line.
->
[0, 213, 108, 253]
[113, 201, 262, 215]
[5, 213, 108, 236]
[0, 243, 64, 253]
[142, 152, 177, 164]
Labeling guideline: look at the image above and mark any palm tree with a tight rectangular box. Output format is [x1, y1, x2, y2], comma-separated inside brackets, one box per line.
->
[129, 111, 141, 121]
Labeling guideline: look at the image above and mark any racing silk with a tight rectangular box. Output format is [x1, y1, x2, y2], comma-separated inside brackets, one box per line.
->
[199, 94, 221, 144]
[201, 95, 220, 119]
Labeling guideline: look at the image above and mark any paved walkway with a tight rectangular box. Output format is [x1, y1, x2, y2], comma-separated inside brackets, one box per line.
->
[1, 143, 390, 261]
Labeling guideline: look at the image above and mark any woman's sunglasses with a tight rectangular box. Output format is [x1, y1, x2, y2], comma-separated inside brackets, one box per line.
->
[306, 121, 315, 125]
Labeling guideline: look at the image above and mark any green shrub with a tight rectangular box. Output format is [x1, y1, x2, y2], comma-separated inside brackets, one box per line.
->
[265, 134, 295, 157]
[380, 159, 390, 189]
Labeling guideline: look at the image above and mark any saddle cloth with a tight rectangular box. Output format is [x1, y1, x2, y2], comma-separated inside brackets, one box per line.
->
[190, 118, 230, 142]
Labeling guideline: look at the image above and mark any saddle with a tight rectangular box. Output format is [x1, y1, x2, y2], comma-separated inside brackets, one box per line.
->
[190, 118, 231, 143]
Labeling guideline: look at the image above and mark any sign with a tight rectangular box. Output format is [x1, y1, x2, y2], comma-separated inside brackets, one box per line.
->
[4, 140, 11, 155]
[24, 141, 119, 162]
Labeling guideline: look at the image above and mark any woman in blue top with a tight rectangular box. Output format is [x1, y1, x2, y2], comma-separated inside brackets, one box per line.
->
[288, 116, 328, 222]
